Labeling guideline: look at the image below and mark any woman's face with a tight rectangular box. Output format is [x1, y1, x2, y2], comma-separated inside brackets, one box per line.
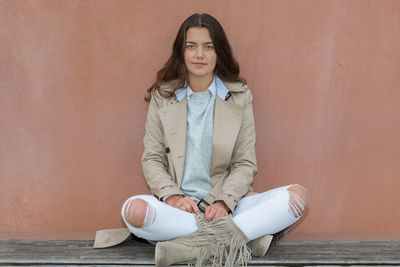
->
[184, 27, 217, 82]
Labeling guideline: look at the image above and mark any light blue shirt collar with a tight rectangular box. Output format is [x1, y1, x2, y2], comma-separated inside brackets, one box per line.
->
[186, 77, 216, 98]
[175, 75, 230, 102]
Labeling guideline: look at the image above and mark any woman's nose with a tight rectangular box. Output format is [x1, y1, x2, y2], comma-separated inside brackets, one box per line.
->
[195, 47, 204, 58]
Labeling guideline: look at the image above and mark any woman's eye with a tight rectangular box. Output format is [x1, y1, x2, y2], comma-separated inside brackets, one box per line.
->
[186, 45, 195, 49]
[205, 45, 214, 50]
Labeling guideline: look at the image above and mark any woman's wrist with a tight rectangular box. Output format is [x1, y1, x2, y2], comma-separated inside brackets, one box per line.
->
[165, 194, 182, 204]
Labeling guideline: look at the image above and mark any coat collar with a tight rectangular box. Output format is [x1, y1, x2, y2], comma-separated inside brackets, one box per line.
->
[174, 75, 245, 102]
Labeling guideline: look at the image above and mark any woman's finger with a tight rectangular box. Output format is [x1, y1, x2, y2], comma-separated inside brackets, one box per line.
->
[177, 198, 192, 213]
[214, 210, 222, 220]
[213, 208, 223, 220]
[204, 206, 211, 219]
[192, 203, 200, 214]
[206, 206, 216, 220]
[177, 201, 185, 210]
[211, 205, 228, 220]
[180, 197, 198, 214]
[183, 201, 193, 213]
[187, 198, 200, 214]
[212, 207, 221, 220]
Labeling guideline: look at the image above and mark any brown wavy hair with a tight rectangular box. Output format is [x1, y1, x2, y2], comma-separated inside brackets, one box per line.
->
[145, 13, 246, 101]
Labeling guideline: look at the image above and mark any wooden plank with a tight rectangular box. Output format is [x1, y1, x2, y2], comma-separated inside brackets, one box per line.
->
[0, 239, 154, 265]
[0, 239, 399, 266]
[252, 240, 400, 265]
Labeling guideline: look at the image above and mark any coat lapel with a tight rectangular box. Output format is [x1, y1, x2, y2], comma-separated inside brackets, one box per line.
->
[158, 98, 187, 186]
[210, 96, 243, 180]
[157, 77, 246, 187]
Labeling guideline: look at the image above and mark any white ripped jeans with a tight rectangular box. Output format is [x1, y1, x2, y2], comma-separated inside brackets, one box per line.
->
[121, 184, 306, 242]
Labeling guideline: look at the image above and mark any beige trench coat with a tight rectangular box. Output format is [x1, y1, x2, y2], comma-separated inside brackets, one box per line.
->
[94, 78, 258, 248]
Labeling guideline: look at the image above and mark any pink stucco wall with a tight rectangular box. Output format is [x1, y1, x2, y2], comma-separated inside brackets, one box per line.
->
[1, 0, 399, 240]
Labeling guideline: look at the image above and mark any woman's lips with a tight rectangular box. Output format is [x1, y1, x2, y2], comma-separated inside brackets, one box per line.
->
[193, 63, 206, 67]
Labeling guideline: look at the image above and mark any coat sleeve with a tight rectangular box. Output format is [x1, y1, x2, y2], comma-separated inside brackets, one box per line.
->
[142, 92, 184, 200]
[215, 90, 257, 212]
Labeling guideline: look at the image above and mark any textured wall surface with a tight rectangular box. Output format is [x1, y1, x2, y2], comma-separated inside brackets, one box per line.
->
[1, 0, 399, 240]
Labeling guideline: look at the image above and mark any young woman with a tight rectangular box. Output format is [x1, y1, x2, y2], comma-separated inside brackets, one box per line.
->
[122, 13, 309, 267]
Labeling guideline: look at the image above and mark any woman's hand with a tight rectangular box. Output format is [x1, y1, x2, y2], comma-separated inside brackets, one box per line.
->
[204, 201, 230, 221]
[165, 195, 200, 214]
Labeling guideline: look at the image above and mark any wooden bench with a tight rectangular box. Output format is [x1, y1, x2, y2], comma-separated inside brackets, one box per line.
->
[1, 238, 399, 266]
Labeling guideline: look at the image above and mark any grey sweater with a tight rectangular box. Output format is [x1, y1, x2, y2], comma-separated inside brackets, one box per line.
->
[181, 79, 216, 203]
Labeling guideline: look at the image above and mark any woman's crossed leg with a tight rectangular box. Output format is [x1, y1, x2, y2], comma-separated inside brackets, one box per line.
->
[121, 184, 309, 242]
